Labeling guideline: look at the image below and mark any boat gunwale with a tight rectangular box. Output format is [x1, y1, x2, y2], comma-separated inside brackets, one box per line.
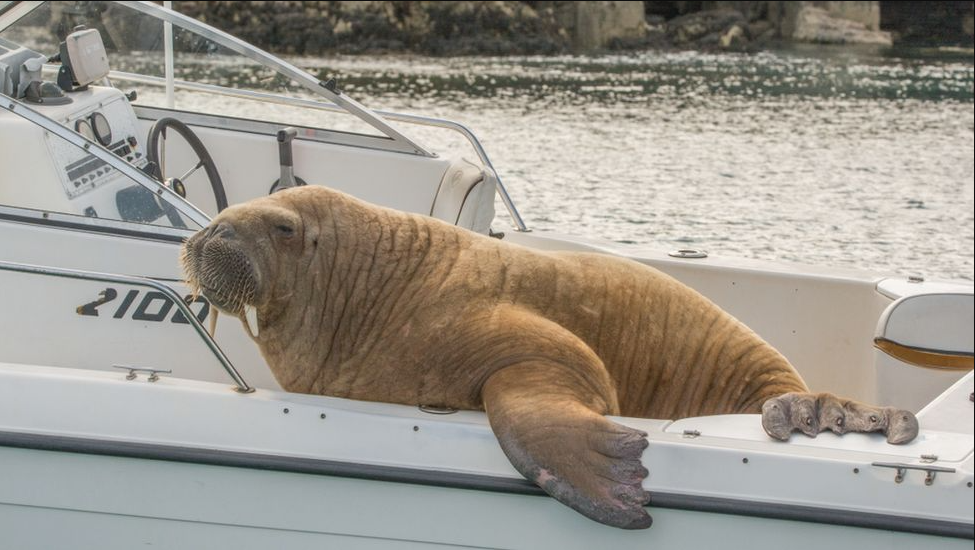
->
[1, 429, 972, 540]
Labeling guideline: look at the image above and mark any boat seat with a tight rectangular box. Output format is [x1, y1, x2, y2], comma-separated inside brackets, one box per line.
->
[429, 157, 495, 235]
[873, 292, 974, 412]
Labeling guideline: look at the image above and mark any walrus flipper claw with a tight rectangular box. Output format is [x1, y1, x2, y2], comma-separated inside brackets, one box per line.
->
[762, 393, 919, 445]
[483, 364, 652, 530]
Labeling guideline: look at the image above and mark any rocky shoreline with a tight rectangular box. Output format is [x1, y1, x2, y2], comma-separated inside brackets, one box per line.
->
[171, 1, 975, 56]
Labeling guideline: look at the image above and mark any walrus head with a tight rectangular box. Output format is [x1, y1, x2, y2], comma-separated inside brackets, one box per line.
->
[180, 191, 309, 338]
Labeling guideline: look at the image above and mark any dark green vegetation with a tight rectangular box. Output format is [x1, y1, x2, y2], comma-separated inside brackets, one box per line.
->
[171, 1, 975, 56]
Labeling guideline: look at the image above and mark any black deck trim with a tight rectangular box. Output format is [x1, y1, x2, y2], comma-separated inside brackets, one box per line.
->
[0, 210, 188, 243]
[648, 491, 972, 539]
[0, 430, 543, 495]
[1, 430, 971, 539]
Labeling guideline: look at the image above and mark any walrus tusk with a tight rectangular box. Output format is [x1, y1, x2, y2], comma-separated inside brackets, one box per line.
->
[245, 304, 259, 337]
[208, 308, 219, 338]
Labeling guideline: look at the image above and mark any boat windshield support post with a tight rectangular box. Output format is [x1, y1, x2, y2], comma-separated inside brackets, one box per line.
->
[163, 0, 174, 109]
[0, 261, 255, 394]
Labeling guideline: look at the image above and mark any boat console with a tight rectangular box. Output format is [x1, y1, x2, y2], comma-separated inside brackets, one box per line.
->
[2, 15, 505, 233]
[0, 29, 176, 226]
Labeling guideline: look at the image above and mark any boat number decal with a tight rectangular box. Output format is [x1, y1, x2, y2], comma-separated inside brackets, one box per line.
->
[77, 287, 210, 324]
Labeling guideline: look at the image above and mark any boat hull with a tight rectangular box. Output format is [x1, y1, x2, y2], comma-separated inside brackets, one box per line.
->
[1, 445, 970, 550]
[1, 363, 971, 549]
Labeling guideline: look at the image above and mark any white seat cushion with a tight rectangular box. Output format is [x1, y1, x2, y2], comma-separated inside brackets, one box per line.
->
[429, 157, 495, 234]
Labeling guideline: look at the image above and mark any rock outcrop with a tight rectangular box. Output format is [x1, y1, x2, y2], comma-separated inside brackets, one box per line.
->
[660, 1, 894, 50]
[169, 1, 970, 55]
[541, 1, 648, 50]
[174, 1, 652, 56]
[173, 1, 570, 55]
[880, 1, 974, 46]
[666, 8, 750, 48]
[772, 1, 892, 46]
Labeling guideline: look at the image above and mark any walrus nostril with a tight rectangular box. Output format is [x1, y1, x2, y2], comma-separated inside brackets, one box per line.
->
[211, 221, 236, 240]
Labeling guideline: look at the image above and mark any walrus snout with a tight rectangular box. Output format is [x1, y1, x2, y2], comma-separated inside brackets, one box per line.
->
[209, 220, 237, 240]
[181, 221, 260, 316]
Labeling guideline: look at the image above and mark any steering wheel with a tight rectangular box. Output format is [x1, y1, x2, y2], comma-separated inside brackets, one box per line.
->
[146, 117, 228, 212]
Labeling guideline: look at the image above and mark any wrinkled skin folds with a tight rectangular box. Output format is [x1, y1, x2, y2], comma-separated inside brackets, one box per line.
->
[181, 186, 919, 530]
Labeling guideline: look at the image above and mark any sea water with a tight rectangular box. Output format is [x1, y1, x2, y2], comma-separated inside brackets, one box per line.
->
[290, 46, 974, 282]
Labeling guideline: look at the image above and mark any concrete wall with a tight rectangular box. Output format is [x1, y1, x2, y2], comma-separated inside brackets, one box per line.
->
[542, 1, 648, 50]
[765, 1, 890, 44]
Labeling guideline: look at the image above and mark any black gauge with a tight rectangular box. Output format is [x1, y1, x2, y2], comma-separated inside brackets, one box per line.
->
[75, 118, 95, 141]
[90, 112, 112, 146]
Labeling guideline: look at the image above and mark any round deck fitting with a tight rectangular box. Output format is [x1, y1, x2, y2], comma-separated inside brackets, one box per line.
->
[668, 249, 708, 259]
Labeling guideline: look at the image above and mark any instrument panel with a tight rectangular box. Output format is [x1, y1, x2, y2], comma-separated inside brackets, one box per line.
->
[73, 112, 112, 145]
[42, 86, 148, 200]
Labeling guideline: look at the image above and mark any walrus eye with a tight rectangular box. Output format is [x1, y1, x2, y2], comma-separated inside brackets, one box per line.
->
[869, 415, 878, 423]
[276, 224, 295, 236]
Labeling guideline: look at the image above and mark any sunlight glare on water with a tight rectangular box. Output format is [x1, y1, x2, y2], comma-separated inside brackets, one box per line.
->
[195, 47, 975, 281]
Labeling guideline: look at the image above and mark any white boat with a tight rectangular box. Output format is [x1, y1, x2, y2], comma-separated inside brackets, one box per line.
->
[0, 2, 972, 548]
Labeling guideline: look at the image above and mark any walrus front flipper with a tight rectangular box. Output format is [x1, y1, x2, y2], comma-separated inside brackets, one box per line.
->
[762, 392, 918, 444]
[482, 363, 652, 529]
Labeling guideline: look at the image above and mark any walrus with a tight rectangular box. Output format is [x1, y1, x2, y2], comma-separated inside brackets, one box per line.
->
[180, 185, 919, 530]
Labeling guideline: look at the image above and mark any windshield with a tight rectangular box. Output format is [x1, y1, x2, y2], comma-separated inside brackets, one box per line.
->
[0, 1, 445, 229]
[0, 1, 427, 143]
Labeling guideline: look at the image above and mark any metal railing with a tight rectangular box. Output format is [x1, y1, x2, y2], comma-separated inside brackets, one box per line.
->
[0, 260, 254, 394]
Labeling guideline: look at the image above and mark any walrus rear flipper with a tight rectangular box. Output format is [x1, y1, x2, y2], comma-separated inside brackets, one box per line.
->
[482, 362, 652, 529]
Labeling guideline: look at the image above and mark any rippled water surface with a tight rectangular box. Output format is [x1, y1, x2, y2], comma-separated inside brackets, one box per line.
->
[221, 47, 975, 281]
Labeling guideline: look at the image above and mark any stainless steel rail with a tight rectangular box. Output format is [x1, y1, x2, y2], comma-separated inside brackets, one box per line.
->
[0, 260, 254, 394]
[108, 71, 531, 232]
